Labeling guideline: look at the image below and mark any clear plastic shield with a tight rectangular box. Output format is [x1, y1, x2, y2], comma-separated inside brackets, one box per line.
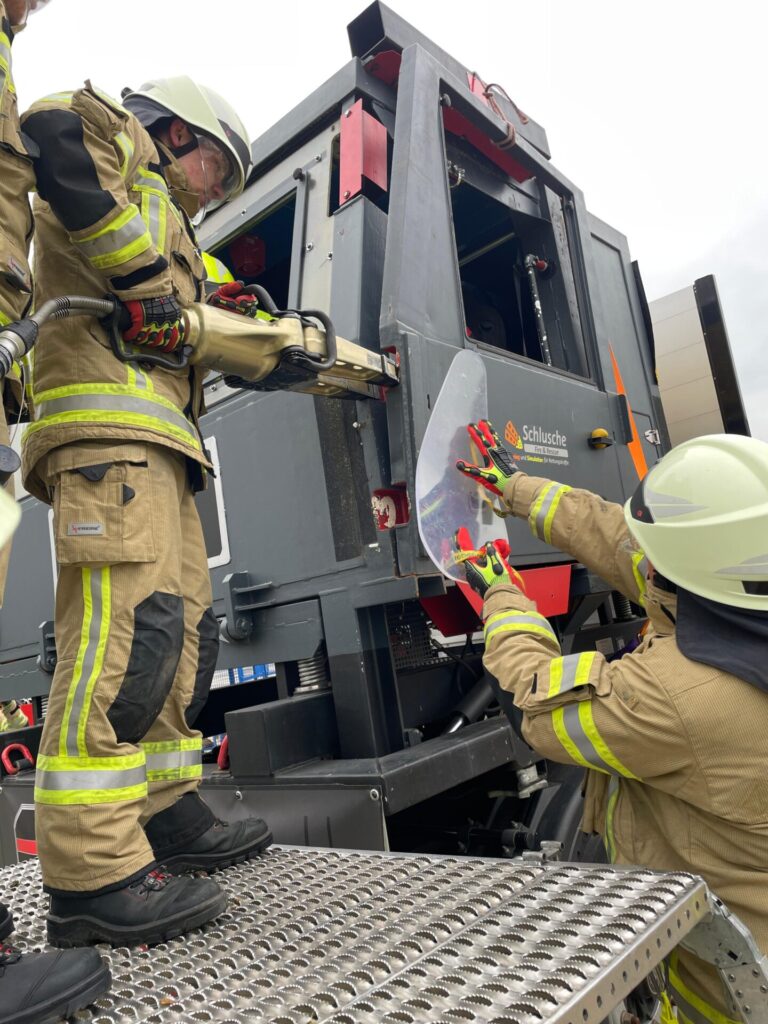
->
[415, 350, 498, 581]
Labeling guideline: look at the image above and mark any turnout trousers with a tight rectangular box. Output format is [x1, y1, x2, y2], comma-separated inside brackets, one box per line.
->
[34, 441, 219, 893]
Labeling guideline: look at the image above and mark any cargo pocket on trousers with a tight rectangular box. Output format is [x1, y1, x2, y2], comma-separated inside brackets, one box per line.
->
[51, 445, 157, 566]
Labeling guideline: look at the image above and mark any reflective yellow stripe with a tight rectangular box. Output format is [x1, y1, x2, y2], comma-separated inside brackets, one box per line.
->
[668, 953, 740, 1024]
[577, 702, 639, 778]
[0, 311, 10, 326]
[529, 482, 571, 544]
[142, 738, 201, 754]
[551, 702, 641, 779]
[35, 782, 147, 805]
[142, 738, 202, 782]
[484, 610, 559, 648]
[631, 550, 649, 605]
[27, 384, 201, 452]
[59, 569, 94, 758]
[133, 167, 169, 197]
[140, 190, 167, 254]
[115, 131, 135, 177]
[76, 567, 111, 757]
[552, 706, 592, 769]
[605, 776, 619, 862]
[27, 409, 201, 449]
[202, 251, 234, 284]
[36, 91, 74, 105]
[547, 652, 597, 697]
[35, 752, 147, 806]
[75, 206, 152, 270]
[147, 764, 203, 783]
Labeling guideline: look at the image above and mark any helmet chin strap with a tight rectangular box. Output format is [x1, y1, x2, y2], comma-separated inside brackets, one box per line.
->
[168, 138, 200, 160]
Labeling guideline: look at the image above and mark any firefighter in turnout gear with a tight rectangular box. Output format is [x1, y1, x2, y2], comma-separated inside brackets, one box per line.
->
[0, 0, 37, 603]
[20, 76, 272, 947]
[456, 423, 768, 1024]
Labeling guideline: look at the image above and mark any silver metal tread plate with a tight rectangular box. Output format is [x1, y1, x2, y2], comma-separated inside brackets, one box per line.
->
[0, 847, 709, 1024]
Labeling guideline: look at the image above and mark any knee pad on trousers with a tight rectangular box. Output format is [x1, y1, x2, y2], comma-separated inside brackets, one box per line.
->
[185, 607, 219, 728]
[107, 592, 185, 744]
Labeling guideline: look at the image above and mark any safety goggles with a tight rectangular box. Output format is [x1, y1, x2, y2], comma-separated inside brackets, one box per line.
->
[195, 133, 237, 217]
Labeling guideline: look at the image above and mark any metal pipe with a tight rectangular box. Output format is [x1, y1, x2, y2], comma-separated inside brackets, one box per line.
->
[523, 254, 553, 366]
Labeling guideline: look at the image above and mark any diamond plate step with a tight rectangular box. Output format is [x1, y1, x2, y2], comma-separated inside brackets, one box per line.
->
[0, 847, 710, 1023]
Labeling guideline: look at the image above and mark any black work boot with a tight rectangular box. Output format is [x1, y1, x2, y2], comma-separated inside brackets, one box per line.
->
[47, 869, 227, 948]
[0, 902, 12, 941]
[157, 816, 273, 873]
[0, 942, 111, 1024]
[146, 792, 272, 873]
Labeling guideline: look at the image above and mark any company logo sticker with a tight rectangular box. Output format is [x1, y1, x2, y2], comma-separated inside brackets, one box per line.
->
[504, 421, 524, 450]
[67, 523, 104, 536]
[505, 420, 570, 466]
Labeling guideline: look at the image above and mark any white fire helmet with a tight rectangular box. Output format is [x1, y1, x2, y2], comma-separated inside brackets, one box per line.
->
[624, 433, 768, 610]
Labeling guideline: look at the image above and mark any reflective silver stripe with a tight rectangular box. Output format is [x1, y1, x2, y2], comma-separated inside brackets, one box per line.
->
[76, 208, 149, 262]
[144, 191, 164, 250]
[36, 764, 147, 793]
[0, 67, 6, 99]
[556, 653, 591, 694]
[561, 703, 619, 776]
[0, 39, 11, 67]
[484, 612, 558, 645]
[532, 484, 569, 542]
[645, 486, 707, 519]
[129, 364, 149, 390]
[65, 569, 104, 757]
[36, 393, 198, 443]
[144, 749, 201, 772]
[134, 170, 169, 195]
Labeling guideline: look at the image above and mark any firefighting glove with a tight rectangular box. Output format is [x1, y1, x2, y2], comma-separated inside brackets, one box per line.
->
[456, 420, 519, 497]
[453, 526, 526, 598]
[206, 281, 261, 318]
[119, 296, 186, 353]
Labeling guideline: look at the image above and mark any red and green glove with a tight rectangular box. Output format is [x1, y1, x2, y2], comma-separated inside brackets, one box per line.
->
[453, 526, 526, 598]
[119, 296, 185, 352]
[456, 419, 519, 497]
[206, 280, 261, 318]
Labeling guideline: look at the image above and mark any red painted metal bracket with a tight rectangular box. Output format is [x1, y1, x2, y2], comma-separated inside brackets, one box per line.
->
[340, 98, 388, 206]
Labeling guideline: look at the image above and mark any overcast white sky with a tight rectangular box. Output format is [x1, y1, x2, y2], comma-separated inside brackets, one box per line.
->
[13, 0, 768, 439]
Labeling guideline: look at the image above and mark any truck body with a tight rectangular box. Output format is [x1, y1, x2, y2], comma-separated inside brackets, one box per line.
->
[1, 2, 666, 863]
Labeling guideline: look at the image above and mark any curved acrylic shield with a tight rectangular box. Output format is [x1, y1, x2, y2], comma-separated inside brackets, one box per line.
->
[0, 487, 20, 552]
[415, 350, 498, 581]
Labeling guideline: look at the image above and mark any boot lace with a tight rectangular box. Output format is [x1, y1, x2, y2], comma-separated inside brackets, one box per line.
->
[130, 869, 173, 894]
[0, 943, 22, 975]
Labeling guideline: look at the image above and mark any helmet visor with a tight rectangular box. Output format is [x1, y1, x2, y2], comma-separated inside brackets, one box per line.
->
[195, 133, 238, 218]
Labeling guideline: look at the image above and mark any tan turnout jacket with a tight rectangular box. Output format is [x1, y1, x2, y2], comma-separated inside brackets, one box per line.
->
[484, 472, 768, 1022]
[19, 83, 209, 501]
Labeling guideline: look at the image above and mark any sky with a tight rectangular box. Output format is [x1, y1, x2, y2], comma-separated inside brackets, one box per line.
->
[12, 0, 768, 439]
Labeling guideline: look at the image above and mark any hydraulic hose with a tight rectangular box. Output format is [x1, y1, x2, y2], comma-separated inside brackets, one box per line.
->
[0, 296, 115, 380]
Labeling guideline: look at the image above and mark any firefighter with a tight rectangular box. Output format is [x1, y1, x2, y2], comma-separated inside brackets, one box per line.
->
[1, 905, 111, 1022]
[18, 76, 272, 948]
[0, 0, 40, 606]
[455, 423, 768, 1024]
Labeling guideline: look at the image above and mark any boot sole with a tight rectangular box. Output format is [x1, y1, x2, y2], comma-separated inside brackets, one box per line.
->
[0, 905, 13, 940]
[46, 889, 228, 948]
[160, 828, 273, 874]
[5, 960, 111, 1024]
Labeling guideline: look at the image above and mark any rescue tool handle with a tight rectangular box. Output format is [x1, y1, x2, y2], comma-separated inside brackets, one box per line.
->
[102, 296, 192, 372]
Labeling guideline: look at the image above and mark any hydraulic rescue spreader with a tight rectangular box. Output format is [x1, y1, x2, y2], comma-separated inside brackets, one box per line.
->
[0, 292, 399, 399]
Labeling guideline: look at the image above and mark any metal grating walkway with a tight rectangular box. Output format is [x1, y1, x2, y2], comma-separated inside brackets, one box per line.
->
[0, 847, 709, 1023]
